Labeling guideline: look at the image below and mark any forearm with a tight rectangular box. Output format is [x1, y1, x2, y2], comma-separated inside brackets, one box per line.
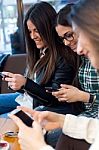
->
[62, 114, 99, 144]
[24, 78, 59, 106]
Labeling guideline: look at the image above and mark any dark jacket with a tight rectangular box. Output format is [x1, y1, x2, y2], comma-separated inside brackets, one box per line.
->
[22, 55, 83, 115]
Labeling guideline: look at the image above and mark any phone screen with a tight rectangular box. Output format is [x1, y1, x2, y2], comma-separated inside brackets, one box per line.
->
[14, 110, 33, 127]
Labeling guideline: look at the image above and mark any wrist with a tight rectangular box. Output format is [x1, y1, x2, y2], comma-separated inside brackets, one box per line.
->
[21, 77, 27, 90]
[89, 94, 96, 104]
[80, 91, 90, 102]
[59, 114, 65, 128]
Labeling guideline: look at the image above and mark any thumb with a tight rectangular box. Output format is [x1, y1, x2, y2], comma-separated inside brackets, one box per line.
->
[33, 121, 42, 131]
[60, 84, 73, 89]
[9, 114, 26, 130]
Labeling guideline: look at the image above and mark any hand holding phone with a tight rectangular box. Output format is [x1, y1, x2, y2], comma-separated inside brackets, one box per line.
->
[9, 109, 33, 127]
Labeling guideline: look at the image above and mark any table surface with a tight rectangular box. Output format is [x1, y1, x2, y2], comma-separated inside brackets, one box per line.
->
[0, 118, 21, 150]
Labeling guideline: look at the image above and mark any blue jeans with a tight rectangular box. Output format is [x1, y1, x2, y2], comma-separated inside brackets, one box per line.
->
[0, 92, 20, 115]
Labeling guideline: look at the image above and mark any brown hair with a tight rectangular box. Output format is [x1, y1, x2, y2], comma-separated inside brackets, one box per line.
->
[24, 2, 76, 84]
[70, 0, 99, 52]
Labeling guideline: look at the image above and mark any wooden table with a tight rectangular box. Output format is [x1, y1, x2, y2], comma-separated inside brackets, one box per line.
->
[0, 118, 21, 150]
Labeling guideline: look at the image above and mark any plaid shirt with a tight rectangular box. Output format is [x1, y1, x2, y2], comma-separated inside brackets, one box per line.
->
[78, 57, 99, 118]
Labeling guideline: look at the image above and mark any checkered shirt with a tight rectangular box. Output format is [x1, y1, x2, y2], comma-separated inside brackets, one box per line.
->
[78, 57, 99, 118]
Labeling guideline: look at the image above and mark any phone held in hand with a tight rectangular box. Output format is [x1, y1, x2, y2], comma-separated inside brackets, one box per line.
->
[9, 109, 33, 127]
[0, 72, 7, 79]
[45, 87, 58, 93]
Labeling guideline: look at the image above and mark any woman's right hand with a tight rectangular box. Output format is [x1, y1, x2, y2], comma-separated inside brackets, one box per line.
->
[2, 72, 27, 90]
[17, 106, 65, 131]
[52, 84, 90, 103]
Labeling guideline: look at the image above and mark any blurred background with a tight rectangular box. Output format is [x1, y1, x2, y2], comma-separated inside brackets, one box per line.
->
[0, 0, 78, 57]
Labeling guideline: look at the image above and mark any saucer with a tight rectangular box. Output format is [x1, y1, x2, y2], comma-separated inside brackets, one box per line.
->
[0, 140, 9, 150]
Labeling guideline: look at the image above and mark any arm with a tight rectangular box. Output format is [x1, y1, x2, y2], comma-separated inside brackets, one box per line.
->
[9, 114, 54, 150]
[62, 114, 99, 144]
[10, 106, 99, 146]
[23, 56, 75, 106]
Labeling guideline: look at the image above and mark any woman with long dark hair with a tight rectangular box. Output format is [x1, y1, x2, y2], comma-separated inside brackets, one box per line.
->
[9, 0, 99, 150]
[0, 1, 81, 147]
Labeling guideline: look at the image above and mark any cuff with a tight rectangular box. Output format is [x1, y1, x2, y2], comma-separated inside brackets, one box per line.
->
[39, 145, 54, 150]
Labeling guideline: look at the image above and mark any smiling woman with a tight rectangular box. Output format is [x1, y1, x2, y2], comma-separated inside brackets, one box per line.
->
[0, 1, 80, 148]
[55, 3, 78, 52]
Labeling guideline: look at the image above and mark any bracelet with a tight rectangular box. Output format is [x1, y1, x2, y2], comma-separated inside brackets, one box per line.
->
[89, 94, 96, 106]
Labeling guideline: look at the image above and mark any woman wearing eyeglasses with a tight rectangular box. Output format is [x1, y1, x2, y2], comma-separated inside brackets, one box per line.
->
[53, 3, 99, 120]
[9, 1, 99, 150]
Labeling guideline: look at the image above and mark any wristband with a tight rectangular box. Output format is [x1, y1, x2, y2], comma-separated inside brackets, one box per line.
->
[89, 94, 96, 106]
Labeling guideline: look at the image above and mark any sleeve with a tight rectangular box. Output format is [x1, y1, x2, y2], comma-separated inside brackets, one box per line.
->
[39, 145, 55, 150]
[23, 56, 75, 106]
[23, 78, 59, 106]
[62, 114, 99, 144]
[89, 131, 99, 150]
[51, 56, 75, 89]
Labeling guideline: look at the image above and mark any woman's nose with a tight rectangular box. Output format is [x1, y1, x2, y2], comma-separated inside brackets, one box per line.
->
[64, 39, 70, 46]
[30, 32, 36, 40]
[76, 43, 84, 55]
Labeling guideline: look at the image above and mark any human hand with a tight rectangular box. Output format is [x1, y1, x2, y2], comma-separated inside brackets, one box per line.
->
[9, 114, 47, 150]
[52, 84, 84, 103]
[2, 72, 26, 90]
[17, 106, 65, 131]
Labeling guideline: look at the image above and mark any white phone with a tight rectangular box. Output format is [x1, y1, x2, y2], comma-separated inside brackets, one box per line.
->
[9, 109, 33, 127]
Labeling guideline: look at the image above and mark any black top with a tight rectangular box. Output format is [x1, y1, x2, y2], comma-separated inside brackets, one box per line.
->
[22, 55, 83, 115]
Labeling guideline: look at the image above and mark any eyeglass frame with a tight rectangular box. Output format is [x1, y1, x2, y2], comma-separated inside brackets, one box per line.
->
[59, 31, 75, 42]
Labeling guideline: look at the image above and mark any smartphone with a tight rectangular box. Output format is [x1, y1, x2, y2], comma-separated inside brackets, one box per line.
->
[0, 72, 7, 78]
[45, 87, 58, 93]
[9, 109, 33, 127]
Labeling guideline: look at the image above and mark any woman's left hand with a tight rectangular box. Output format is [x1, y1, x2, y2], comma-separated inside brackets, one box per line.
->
[9, 114, 47, 150]
[2, 72, 26, 90]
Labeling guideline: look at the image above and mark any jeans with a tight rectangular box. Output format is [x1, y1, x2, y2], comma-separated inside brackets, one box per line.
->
[0, 92, 20, 115]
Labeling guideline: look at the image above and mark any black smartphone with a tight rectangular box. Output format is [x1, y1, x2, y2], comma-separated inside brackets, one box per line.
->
[0, 72, 7, 78]
[45, 87, 58, 93]
[9, 109, 33, 127]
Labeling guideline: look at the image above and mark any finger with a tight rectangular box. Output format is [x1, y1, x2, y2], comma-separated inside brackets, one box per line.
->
[2, 72, 14, 78]
[60, 84, 73, 89]
[52, 90, 64, 96]
[5, 77, 15, 82]
[58, 98, 71, 103]
[17, 106, 35, 116]
[43, 122, 60, 131]
[58, 98, 67, 101]
[8, 114, 27, 130]
[33, 121, 43, 133]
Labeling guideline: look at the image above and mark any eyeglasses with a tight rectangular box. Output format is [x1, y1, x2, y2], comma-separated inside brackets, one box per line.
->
[59, 31, 74, 42]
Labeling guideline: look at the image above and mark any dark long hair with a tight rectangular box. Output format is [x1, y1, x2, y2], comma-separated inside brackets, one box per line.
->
[55, 3, 80, 73]
[24, 2, 75, 84]
[56, 3, 74, 27]
[70, 0, 99, 52]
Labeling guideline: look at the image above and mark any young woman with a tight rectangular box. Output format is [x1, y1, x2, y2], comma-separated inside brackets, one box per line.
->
[9, 0, 99, 150]
[54, 3, 99, 119]
[0, 1, 82, 148]
[0, 2, 79, 115]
